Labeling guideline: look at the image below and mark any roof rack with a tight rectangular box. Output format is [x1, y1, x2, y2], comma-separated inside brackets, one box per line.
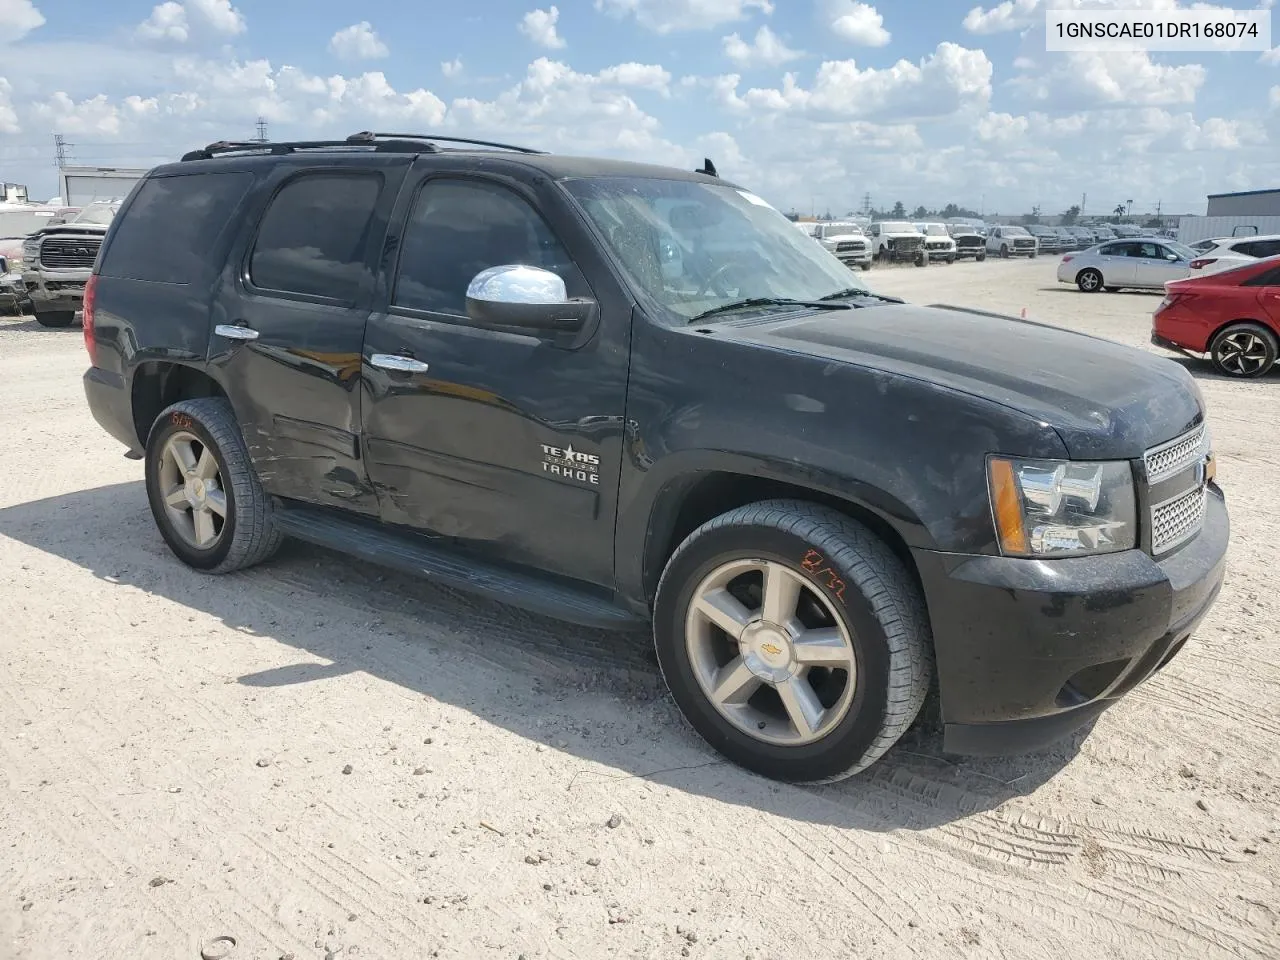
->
[180, 131, 545, 162]
[345, 131, 545, 154]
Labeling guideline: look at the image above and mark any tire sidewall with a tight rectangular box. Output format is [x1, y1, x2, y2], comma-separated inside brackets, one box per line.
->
[145, 405, 239, 570]
[1211, 324, 1279, 378]
[654, 522, 895, 782]
[1077, 269, 1101, 292]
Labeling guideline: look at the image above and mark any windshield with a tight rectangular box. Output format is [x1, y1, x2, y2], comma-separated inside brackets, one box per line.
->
[73, 204, 118, 225]
[1003, 226, 1030, 237]
[1164, 240, 1198, 259]
[562, 177, 872, 322]
[824, 222, 864, 236]
[922, 224, 948, 236]
[878, 221, 916, 234]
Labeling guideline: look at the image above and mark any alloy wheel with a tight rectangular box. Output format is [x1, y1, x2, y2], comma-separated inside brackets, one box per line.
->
[157, 430, 228, 549]
[684, 558, 857, 746]
[1217, 332, 1270, 376]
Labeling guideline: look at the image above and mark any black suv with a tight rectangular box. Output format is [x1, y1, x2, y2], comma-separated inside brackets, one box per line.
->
[83, 132, 1228, 783]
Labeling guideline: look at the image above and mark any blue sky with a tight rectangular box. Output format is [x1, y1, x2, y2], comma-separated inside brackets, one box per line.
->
[1, 0, 1277, 216]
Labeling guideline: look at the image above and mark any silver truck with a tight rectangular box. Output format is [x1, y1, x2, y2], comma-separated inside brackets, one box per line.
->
[21, 201, 119, 327]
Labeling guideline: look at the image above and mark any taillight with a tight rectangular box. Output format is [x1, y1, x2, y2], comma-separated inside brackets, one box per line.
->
[83, 274, 98, 366]
[1156, 292, 1193, 314]
[1190, 257, 1217, 270]
[1061, 254, 1074, 263]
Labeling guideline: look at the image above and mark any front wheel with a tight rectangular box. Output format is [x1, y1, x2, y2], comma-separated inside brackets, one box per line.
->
[1210, 322, 1278, 378]
[145, 397, 283, 573]
[35, 310, 75, 328]
[858, 262, 871, 272]
[914, 252, 927, 267]
[976, 253, 986, 262]
[1000, 245, 1009, 258]
[654, 501, 933, 783]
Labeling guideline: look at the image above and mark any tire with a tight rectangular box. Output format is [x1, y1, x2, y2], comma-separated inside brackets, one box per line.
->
[914, 252, 927, 267]
[653, 500, 933, 783]
[858, 263, 871, 272]
[1029, 252, 1037, 259]
[976, 253, 986, 262]
[1000, 245, 1009, 258]
[35, 310, 75, 328]
[144, 397, 283, 573]
[1076, 268, 1103, 293]
[946, 256, 956, 265]
[1209, 322, 1279, 379]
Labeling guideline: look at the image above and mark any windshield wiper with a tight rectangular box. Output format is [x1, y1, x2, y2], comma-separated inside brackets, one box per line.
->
[818, 288, 904, 304]
[688, 297, 853, 323]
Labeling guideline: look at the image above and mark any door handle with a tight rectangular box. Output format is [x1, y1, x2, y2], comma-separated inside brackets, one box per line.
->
[370, 353, 429, 374]
[214, 324, 259, 341]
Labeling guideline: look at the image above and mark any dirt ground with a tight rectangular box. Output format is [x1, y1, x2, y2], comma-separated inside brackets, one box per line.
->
[1, 258, 1276, 960]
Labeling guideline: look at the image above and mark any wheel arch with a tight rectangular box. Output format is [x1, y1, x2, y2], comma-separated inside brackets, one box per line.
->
[1206, 316, 1279, 349]
[636, 466, 928, 612]
[130, 361, 230, 448]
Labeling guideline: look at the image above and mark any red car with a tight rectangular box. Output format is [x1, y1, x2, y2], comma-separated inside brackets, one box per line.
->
[1152, 254, 1280, 378]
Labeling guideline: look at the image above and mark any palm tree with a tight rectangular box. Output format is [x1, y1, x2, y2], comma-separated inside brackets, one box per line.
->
[1113, 203, 1126, 222]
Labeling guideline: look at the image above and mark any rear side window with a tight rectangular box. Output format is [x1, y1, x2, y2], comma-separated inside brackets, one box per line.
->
[249, 173, 381, 302]
[99, 173, 253, 283]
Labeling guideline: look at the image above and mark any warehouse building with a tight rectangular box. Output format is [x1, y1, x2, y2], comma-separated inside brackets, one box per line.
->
[1206, 188, 1280, 217]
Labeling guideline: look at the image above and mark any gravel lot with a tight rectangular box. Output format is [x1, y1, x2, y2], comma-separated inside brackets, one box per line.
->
[1, 258, 1276, 960]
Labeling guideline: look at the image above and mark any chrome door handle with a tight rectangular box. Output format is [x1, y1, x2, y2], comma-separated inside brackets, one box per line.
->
[214, 324, 259, 341]
[370, 353, 429, 374]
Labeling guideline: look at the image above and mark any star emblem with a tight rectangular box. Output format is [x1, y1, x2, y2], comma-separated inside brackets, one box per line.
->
[563, 444, 576, 463]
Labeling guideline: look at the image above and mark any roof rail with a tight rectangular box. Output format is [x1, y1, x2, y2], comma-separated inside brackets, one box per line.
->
[180, 137, 440, 162]
[346, 131, 545, 154]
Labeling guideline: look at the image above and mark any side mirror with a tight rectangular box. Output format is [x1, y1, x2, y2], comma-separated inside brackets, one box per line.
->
[0, 257, 8, 275]
[1165, 253, 1179, 262]
[465, 265, 595, 337]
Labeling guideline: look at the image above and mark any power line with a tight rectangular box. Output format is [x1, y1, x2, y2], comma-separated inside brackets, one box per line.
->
[53, 133, 72, 168]
[253, 117, 269, 143]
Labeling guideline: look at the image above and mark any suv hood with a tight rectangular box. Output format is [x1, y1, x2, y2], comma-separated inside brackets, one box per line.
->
[36, 222, 110, 238]
[726, 303, 1202, 460]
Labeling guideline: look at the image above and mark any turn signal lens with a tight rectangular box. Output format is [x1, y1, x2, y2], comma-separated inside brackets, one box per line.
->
[988, 458, 1028, 554]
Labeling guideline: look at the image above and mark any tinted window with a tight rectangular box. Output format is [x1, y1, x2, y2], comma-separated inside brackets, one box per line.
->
[1236, 239, 1280, 258]
[393, 179, 583, 316]
[249, 173, 381, 301]
[1099, 243, 1130, 257]
[1244, 266, 1280, 286]
[99, 173, 252, 284]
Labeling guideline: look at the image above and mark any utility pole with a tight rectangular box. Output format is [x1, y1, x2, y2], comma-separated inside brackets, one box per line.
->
[253, 117, 269, 143]
[1155, 199, 1162, 224]
[862, 191, 871, 216]
[53, 133, 72, 167]
[1081, 192, 1086, 217]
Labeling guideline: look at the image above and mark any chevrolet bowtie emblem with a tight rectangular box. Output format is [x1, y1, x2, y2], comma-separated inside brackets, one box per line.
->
[761, 643, 782, 656]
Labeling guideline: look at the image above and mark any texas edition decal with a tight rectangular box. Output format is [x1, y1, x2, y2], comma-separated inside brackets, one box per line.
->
[541, 443, 601, 486]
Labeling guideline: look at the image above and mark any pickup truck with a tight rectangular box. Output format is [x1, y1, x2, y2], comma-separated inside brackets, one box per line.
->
[81, 133, 1228, 783]
[22, 201, 120, 327]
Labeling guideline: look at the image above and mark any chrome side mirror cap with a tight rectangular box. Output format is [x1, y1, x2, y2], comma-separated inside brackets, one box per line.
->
[464, 265, 595, 339]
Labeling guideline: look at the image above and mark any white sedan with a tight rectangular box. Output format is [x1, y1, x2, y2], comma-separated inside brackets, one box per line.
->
[1056, 238, 1200, 292]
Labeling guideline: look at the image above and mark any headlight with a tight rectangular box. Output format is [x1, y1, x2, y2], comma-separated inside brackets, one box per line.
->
[22, 238, 40, 260]
[988, 456, 1137, 557]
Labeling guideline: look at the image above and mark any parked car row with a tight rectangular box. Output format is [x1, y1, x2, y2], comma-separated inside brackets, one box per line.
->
[1056, 234, 1280, 293]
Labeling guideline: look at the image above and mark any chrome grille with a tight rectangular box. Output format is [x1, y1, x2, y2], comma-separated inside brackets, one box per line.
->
[1144, 426, 1206, 484]
[835, 241, 864, 253]
[39, 237, 101, 270]
[1152, 486, 1207, 554]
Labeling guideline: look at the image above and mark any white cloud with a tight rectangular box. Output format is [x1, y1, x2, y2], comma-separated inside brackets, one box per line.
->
[826, 1, 890, 46]
[596, 61, 672, 93]
[0, 77, 18, 133]
[731, 42, 992, 121]
[722, 25, 801, 66]
[442, 57, 463, 78]
[136, 0, 244, 43]
[520, 6, 567, 49]
[329, 22, 389, 61]
[962, 0, 1042, 33]
[137, 1, 188, 41]
[0, 0, 45, 43]
[594, 0, 773, 33]
[1271, 84, 1280, 107]
[1010, 50, 1205, 107]
[1262, 46, 1280, 64]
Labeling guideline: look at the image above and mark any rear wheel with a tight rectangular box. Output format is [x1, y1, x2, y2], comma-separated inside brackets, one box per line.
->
[1209, 322, 1278, 378]
[35, 310, 75, 328]
[654, 500, 933, 783]
[145, 397, 283, 573]
[1076, 268, 1103, 292]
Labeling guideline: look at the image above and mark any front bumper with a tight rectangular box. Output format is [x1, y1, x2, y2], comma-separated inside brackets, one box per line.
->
[925, 245, 956, 260]
[882, 243, 925, 262]
[22, 268, 90, 312]
[913, 487, 1228, 756]
[954, 245, 985, 259]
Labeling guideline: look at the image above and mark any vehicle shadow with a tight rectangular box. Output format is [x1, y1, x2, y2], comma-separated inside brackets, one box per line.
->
[0, 481, 1090, 831]
[0, 317, 80, 333]
[1167, 355, 1280, 383]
